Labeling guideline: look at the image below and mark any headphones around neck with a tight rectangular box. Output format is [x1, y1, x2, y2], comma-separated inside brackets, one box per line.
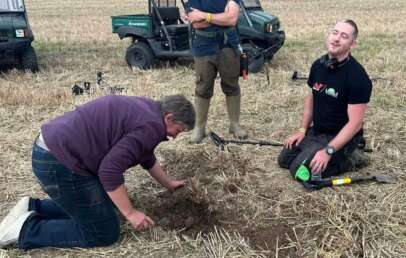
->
[319, 54, 349, 70]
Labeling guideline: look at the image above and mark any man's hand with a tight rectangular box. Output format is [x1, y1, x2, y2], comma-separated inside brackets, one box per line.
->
[284, 131, 306, 149]
[184, 8, 206, 23]
[309, 149, 332, 174]
[191, 21, 211, 29]
[149, 162, 187, 191]
[167, 179, 186, 192]
[125, 209, 155, 231]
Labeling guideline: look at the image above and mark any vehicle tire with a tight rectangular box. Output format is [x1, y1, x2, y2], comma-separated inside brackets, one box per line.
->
[125, 42, 155, 69]
[242, 43, 264, 74]
[20, 46, 39, 73]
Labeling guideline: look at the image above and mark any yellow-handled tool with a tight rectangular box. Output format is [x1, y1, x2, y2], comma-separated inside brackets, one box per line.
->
[303, 175, 397, 190]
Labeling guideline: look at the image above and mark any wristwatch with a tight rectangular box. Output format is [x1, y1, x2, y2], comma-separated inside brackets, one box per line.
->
[325, 145, 336, 155]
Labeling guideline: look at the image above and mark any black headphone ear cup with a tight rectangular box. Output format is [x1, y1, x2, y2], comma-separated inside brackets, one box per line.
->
[327, 58, 338, 69]
[320, 54, 338, 70]
[320, 54, 328, 68]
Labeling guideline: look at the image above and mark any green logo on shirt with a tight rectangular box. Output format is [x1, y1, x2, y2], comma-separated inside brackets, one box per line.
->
[325, 88, 338, 98]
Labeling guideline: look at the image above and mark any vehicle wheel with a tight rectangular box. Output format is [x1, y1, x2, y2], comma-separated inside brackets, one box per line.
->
[242, 43, 264, 74]
[125, 42, 155, 69]
[20, 46, 38, 73]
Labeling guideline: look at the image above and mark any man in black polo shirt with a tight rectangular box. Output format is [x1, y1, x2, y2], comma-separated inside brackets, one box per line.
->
[185, 0, 248, 143]
[278, 19, 372, 180]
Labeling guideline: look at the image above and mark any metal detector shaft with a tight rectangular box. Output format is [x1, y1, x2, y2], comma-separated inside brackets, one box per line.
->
[209, 131, 283, 148]
[291, 71, 307, 81]
[292, 71, 393, 84]
[223, 139, 284, 146]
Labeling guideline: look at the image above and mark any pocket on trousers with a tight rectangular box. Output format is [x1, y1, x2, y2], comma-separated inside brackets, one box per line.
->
[71, 173, 108, 208]
[34, 169, 60, 199]
[193, 34, 216, 49]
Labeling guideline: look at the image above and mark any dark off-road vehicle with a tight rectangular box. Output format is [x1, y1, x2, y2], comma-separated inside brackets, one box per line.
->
[112, 0, 284, 73]
[0, 0, 38, 72]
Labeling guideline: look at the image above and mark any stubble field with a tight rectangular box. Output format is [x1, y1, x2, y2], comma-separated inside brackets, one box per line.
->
[0, 0, 405, 257]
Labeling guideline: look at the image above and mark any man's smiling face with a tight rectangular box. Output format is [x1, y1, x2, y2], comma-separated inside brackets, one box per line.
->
[326, 21, 356, 60]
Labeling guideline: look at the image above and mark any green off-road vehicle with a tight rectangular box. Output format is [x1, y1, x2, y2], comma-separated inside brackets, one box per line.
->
[0, 0, 38, 72]
[112, 0, 284, 73]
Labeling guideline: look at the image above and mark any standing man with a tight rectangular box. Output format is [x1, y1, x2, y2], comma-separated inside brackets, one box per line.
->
[278, 20, 372, 180]
[185, 0, 248, 143]
[0, 94, 195, 249]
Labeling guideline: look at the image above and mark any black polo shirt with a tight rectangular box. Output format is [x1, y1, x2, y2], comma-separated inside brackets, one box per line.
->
[307, 55, 372, 135]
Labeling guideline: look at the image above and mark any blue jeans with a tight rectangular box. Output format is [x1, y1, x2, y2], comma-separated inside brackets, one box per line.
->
[18, 143, 120, 250]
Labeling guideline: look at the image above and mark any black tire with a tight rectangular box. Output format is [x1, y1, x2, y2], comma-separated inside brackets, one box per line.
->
[20, 46, 38, 73]
[125, 42, 155, 69]
[242, 43, 264, 74]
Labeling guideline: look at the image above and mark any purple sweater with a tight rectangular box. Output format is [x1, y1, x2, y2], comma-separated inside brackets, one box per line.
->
[41, 96, 168, 191]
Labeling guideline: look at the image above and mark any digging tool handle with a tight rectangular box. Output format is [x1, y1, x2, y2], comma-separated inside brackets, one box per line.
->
[304, 177, 354, 190]
[324, 176, 373, 186]
[305, 175, 396, 190]
[307, 176, 377, 190]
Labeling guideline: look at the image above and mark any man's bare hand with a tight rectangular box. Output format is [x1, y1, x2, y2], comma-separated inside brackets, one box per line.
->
[184, 8, 206, 23]
[125, 209, 155, 231]
[167, 179, 186, 192]
[309, 149, 332, 174]
[284, 131, 306, 149]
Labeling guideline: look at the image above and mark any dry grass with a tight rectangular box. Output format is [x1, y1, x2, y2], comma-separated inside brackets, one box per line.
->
[1, 0, 405, 257]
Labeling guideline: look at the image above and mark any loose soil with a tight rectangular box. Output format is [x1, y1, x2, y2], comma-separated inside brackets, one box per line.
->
[150, 187, 218, 236]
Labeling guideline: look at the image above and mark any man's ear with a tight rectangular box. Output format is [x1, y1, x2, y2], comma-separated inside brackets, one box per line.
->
[164, 113, 174, 123]
[350, 39, 357, 50]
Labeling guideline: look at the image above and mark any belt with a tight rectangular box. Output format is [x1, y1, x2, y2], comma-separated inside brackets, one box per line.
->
[194, 27, 235, 37]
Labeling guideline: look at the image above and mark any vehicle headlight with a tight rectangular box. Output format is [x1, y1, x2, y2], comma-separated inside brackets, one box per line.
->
[265, 23, 273, 33]
[15, 29, 25, 37]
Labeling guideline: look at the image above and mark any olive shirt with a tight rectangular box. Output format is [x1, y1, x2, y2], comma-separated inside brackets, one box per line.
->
[41, 96, 168, 191]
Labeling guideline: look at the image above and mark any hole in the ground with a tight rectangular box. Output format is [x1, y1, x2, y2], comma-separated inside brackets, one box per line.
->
[150, 189, 217, 237]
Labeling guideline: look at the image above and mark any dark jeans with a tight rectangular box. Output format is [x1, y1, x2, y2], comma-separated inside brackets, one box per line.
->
[18, 143, 120, 250]
[278, 128, 360, 179]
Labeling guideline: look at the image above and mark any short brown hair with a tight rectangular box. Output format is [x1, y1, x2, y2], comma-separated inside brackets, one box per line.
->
[159, 95, 196, 131]
[337, 19, 358, 39]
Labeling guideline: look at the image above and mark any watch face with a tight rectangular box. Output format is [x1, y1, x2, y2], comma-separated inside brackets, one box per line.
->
[326, 146, 335, 155]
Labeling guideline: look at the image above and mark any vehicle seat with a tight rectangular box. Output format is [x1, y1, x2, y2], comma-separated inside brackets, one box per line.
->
[153, 7, 188, 34]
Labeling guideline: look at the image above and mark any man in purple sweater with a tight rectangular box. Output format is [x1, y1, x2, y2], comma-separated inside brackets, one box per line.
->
[0, 95, 195, 249]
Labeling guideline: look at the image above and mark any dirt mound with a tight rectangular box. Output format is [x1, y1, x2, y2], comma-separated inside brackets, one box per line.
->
[150, 187, 217, 237]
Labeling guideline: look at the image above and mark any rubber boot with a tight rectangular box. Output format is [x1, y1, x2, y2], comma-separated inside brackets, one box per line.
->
[226, 95, 248, 139]
[190, 96, 210, 143]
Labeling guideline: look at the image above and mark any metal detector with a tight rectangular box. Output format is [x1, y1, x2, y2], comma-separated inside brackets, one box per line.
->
[291, 70, 393, 85]
[209, 131, 283, 150]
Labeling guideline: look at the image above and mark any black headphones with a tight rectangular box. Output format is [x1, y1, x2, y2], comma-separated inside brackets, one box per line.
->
[319, 54, 349, 70]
